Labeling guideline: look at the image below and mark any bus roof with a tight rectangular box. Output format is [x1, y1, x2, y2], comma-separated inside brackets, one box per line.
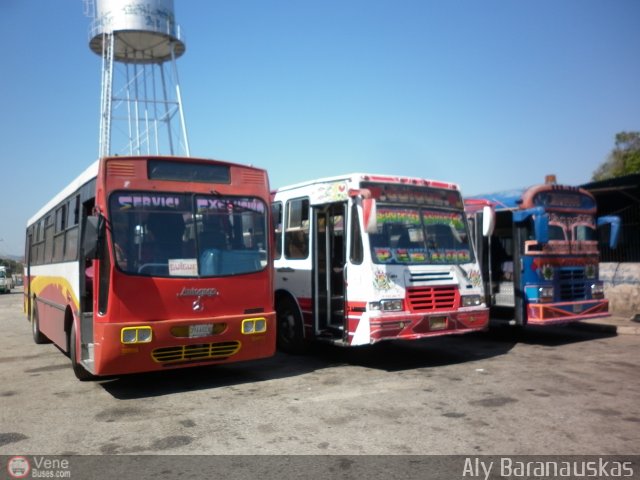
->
[466, 188, 528, 210]
[468, 184, 595, 211]
[26, 160, 99, 227]
[274, 173, 460, 194]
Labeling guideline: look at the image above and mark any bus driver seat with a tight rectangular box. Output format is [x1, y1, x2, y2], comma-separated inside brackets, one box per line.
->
[145, 212, 185, 265]
[199, 216, 228, 276]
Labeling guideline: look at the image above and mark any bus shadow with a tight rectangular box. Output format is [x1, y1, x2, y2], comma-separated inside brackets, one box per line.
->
[305, 331, 515, 372]
[100, 332, 515, 399]
[485, 322, 618, 347]
[99, 324, 615, 399]
[99, 351, 332, 399]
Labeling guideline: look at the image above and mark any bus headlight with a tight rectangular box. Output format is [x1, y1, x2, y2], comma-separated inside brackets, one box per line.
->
[461, 295, 482, 307]
[380, 299, 403, 312]
[121, 326, 153, 344]
[242, 317, 267, 334]
[254, 318, 267, 332]
[369, 299, 403, 312]
[369, 298, 404, 312]
[538, 286, 554, 303]
[591, 283, 605, 299]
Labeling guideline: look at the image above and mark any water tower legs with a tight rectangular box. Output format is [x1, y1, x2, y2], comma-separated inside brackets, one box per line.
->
[97, 33, 189, 157]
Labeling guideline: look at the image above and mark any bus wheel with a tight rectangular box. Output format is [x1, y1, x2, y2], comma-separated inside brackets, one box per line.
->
[31, 299, 50, 345]
[69, 324, 95, 381]
[276, 296, 306, 354]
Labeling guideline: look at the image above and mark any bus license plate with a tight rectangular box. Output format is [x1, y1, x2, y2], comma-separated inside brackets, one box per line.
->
[189, 324, 213, 338]
[429, 316, 447, 331]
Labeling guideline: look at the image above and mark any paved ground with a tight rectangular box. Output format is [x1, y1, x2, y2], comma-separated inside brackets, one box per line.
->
[1, 287, 639, 462]
[579, 312, 640, 335]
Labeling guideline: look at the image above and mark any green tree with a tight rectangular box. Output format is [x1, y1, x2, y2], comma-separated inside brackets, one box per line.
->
[0, 258, 23, 274]
[592, 131, 640, 181]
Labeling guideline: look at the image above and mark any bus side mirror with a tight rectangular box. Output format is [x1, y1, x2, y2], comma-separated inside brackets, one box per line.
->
[82, 215, 105, 259]
[534, 213, 549, 244]
[482, 205, 495, 237]
[514, 207, 548, 244]
[362, 198, 377, 234]
[597, 215, 621, 249]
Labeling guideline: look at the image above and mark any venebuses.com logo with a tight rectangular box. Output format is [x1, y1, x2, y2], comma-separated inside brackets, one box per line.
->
[6, 456, 71, 478]
[7, 456, 30, 478]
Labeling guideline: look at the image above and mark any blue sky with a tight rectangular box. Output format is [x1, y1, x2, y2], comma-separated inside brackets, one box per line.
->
[0, 0, 638, 256]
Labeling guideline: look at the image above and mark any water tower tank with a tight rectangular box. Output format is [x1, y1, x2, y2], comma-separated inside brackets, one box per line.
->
[89, 0, 185, 63]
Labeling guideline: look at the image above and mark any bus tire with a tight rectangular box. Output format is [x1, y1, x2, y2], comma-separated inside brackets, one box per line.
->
[69, 323, 95, 381]
[276, 295, 307, 354]
[31, 299, 50, 345]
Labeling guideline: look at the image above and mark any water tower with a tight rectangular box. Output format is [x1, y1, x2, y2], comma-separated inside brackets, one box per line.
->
[85, 0, 190, 158]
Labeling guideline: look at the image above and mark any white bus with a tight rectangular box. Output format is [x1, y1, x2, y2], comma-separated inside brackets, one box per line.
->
[272, 173, 492, 352]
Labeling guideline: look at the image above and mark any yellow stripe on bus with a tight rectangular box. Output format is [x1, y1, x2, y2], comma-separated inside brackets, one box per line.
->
[29, 275, 80, 311]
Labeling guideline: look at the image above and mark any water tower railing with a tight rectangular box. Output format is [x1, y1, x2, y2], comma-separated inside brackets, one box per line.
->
[88, 19, 184, 46]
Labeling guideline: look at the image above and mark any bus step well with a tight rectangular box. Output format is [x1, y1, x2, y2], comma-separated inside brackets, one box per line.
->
[82, 343, 95, 366]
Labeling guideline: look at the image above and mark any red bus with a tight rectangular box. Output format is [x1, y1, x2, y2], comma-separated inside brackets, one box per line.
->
[25, 156, 275, 379]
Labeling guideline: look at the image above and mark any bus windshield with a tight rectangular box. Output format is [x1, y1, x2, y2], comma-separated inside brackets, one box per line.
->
[369, 207, 473, 265]
[548, 213, 597, 242]
[109, 192, 268, 277]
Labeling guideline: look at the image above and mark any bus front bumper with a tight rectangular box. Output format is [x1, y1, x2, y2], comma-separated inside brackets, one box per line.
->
[91, 313, 276, 376]
[352, 308, 489, 345]
[526, 300, 609, 325]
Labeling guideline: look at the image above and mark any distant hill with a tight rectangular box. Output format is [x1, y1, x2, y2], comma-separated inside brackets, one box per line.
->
[1, 254, 24, 263]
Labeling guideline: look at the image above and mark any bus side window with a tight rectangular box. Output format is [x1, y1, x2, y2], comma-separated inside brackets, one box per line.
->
[350, 202, 363, 264]
[272, 202, 283, 259]
[492, 234, 513, 281]
[285, 198, 309, 259]
[286, 228, 308, 259]
[82, 199, 96, 313]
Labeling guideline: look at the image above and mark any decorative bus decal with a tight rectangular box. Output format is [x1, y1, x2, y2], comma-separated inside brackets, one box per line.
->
[116, 194, 182, 209]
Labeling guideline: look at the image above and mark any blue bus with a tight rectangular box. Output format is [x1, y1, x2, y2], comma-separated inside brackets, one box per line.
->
[465, 176, 620, 326]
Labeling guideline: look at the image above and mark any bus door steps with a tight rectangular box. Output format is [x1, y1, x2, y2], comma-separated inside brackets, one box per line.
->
[81, 359, 95, 372]
[318, 325, 344, 338]
[331, 295, 345, 320]
[493, 281, 515, 306]
[81, 342, 95, 365]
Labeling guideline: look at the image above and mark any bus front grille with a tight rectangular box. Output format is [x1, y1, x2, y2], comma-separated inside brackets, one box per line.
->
[409, 271, 453, 284]
[406, 286, 457, 312]
[152, 341, 241, 364]
[558, 268, 587, 301]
